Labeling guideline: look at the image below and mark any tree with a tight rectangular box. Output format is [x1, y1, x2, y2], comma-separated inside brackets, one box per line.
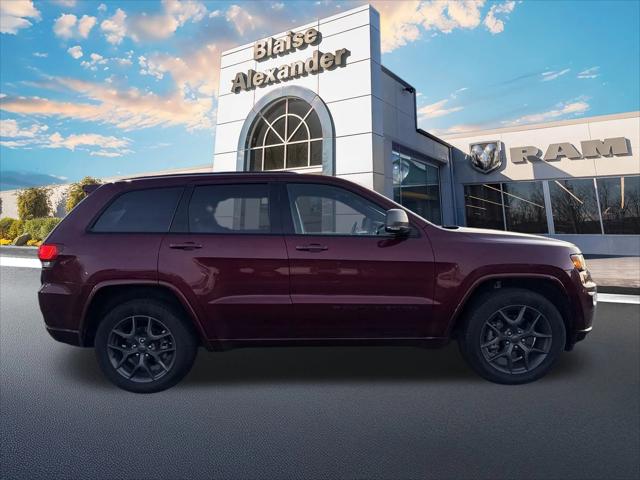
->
[17, 187, 51, 220]
[65, 176, 102, 213]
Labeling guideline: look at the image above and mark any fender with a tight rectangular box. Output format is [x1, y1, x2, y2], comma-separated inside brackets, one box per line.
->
[444, 271, 570, 338]
[79, 279, 212, 349]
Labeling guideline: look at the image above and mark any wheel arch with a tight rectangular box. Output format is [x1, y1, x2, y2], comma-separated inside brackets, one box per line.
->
[81, 281, 211, 349]
[447, 274, 574, 350]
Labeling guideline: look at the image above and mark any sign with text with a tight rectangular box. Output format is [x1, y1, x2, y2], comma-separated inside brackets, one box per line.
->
[231, 28, 351, 94]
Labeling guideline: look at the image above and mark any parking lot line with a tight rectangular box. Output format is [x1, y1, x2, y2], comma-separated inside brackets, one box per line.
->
[0, 257, 41, 269]
[597, 293, 640, 305]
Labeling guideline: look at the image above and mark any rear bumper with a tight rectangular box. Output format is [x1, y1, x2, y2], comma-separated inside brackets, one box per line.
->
[46, 326, 82, 346]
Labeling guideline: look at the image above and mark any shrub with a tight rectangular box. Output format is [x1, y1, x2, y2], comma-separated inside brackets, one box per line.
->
[23, 217, 62, 241]
[26, 239, 42, 247]
[7, 219, 24, 241]
[17, 187, 51, 220]
[66, 176, 102, 213]
[0, 239, 11, 246]
[0, 217, 17, 239]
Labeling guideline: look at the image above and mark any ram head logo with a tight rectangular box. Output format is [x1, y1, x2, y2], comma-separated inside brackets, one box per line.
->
[469, 141, 502, 174]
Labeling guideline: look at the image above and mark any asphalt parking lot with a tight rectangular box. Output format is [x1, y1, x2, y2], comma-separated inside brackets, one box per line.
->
[1, 264, 639, 480]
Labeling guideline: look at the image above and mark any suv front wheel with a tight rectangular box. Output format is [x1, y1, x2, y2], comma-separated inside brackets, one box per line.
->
[459, 288, 566, 384]
[95, 299, 197, 393]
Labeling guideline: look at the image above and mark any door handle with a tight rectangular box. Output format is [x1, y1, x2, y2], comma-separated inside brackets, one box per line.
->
[295, 244, 328, 252]
[169, 242, 202, 250]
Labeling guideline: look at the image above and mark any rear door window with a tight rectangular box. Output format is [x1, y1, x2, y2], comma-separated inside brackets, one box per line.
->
[92, 187, 183, 233]
[188, 184, 270, 233]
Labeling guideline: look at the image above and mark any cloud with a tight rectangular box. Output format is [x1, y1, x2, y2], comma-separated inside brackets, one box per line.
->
[53, 13, 77, 38]
[67, 45, 83, 59]
[271, 2, 285, 11]
[47, 131, 130, 152]
[1, 76, 214, 131]
[0, 118, 48, 138]
[505, 100, 590, 125]
[127, 0, 208, 41]
[33, 52, 48, 58]
[370, 0, 515, 53]
[484, 0, 515, 34]
[1, 118, 131, 156]
[541, 68, 571, 81]
[139, 43, 221, 96]
[418, 98, 463, 119]
[1, 0, 41, 35]
[226, 4, 259, 35]
[51, 0, 77, 7]
[100, 8, 126, 44]
[577, 66, 600, 79]
[98, 3, 107, 13]
[78, 15, 97, 37]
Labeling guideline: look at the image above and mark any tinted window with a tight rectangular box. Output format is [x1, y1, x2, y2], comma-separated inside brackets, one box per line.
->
[502, 181, 548, 233]
[597, 175, 640, 234]
[550, 179, 602, 234]
[464, 183, 505, 230]
[92, 187, 182, 233]
[287, 183, 386, 235]
[188, 184, 270, 233]
[392, 150, 441, 224]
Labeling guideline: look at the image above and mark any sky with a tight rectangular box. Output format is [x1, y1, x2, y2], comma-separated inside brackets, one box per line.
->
[0, 0, 638, 190]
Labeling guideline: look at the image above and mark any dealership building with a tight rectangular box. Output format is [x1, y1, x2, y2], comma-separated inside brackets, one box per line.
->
[2, 4, 638, 255]
[211, 4, 639, 255]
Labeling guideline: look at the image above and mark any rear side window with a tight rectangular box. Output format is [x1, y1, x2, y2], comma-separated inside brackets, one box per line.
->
[188, 184, 270, 233]
[92, 187, 183, 233]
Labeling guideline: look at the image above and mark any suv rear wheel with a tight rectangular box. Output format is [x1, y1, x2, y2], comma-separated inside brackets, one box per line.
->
[95, 299, 197, 393]
[459, 288, 566, 384]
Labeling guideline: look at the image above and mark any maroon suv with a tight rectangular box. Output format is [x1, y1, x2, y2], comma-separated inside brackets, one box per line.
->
[38, 173, 596, 392]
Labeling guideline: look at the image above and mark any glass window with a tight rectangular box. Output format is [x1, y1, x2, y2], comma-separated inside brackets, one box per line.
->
[392, 150, 441, 224]
[188, 184, 270, 234]
[502, 181, 548, 233]
[550, 179, 602, 234]
[464, 183, 505, 230]
[247, 97, 323, 171]
[597, 175, 640, 234]
[287, 183, 387, 236]
[92, 187, 182, 233]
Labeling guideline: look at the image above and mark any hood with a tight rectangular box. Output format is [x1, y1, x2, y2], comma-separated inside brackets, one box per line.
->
[438, 225, 579, 250]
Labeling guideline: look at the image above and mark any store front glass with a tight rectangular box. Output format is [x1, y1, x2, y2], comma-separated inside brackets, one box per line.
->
[392, 148, 441, 224]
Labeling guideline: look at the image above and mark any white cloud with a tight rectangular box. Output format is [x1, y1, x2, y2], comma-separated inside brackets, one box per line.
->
[67, 45, 83, 59]
[541, 68, 571, 81]
[0, 119, 48, 138]
[128, 0, 208, 41]
[33, 52, 48, 58]
[271, 2, 285, 10]
[506, 100, 590, 125]
[1, 76, 215, 131]
[47, 131, 130, 151]
[78, 14, 97, 38]
[98, 3, 107, 13]
[80, 52, 107, 70]
[1, 0, 41, 35]
[577, 66, 600, 79]
[226, 4, 259, 35]
[90, 149, 130, 157]
[52, 0, 77, 7]
[100, 8, 126, 44]
[418, 98, 463, 119]
[484, 0, 515, 34]
[53, 13, 76, 39]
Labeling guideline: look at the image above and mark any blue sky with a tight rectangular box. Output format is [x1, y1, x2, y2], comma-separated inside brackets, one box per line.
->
[1, 0, 638, 189]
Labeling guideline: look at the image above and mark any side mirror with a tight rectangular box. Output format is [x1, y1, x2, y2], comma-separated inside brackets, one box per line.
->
[385, 209, 410, 235]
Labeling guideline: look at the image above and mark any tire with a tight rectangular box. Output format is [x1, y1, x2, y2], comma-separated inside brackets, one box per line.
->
[458, 288, 566, 385]
[95, 298, 197, 393]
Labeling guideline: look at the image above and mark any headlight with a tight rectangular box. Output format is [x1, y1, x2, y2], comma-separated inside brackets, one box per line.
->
[570, 253, 587, 271]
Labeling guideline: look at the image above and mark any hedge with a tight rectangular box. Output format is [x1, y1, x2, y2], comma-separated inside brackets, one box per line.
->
[0, 217, 62, 242]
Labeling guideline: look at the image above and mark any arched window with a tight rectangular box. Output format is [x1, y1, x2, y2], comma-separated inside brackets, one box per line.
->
[247, 97, 323, 171]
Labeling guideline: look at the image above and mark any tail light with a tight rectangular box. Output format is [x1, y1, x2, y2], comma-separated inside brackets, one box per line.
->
[38, 244, 59, 262]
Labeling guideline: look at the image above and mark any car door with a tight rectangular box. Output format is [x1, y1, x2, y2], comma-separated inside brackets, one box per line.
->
[281, 181, 436, 339]
[158, 181, 292, 341]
